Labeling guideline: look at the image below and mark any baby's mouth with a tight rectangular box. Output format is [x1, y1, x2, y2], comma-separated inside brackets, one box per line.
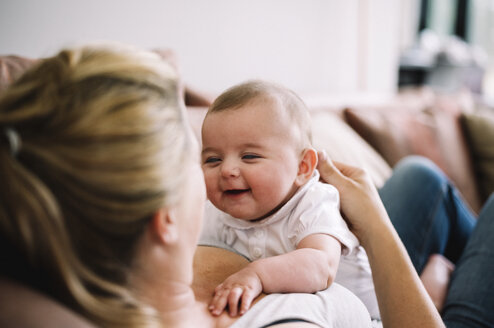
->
[224, 189, 250, 196]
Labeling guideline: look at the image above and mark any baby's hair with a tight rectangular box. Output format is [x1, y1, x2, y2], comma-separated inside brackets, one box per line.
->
[208, 80, 312, 148]
[0, 44, 191, 327]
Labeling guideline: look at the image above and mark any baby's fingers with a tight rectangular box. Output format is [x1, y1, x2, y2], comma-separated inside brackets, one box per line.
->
[209, 288, 229, 316]
[227, 286, 244, 317]
[239, 288, 257, 315]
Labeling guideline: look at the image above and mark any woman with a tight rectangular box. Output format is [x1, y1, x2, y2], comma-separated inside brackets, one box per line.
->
[0, 44, 370, 327]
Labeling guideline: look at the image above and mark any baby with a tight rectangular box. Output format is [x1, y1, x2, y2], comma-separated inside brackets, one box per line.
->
[199, 80, 379, 320]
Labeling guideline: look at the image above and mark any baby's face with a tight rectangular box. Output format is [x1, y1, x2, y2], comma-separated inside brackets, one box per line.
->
[201, 97, 301, 221]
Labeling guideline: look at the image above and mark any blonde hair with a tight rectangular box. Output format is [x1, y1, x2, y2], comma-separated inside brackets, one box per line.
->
[207, 80, 312, 148]
[0, 44, 191, 327]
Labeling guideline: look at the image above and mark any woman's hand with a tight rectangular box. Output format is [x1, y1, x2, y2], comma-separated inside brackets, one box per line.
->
[317, 151, 445, 327]
[316, 151, 391, 246]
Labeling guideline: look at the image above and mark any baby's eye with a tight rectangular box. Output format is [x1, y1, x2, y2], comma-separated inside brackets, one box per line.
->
[204, 157, 221, 164]
[242, 154, 261, 160]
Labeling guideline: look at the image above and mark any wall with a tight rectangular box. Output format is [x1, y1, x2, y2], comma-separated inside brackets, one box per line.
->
[470, 0, 494, 98]
[0, 0, 403, 99]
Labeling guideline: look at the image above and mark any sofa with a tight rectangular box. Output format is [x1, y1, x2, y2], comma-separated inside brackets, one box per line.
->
[1, 50, 493, 214]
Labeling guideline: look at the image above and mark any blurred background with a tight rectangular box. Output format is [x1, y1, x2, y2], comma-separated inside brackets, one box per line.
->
[0, 0, 492, 101]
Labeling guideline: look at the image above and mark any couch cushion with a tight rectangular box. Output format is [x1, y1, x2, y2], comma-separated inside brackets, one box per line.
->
[310, 110, 392, 188]
[461, 109, 494, 203]
[344, 106, 482, 213]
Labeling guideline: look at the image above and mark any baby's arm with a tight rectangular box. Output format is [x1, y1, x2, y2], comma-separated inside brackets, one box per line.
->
[209, 233, 341, 317]
[264, 233, 341, 292]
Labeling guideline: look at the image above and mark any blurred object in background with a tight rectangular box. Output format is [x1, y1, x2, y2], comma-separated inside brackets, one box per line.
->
[398, 0, 494, 100]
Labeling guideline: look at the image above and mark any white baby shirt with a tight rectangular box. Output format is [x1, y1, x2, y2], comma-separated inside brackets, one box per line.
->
[199, 171, 380, 319]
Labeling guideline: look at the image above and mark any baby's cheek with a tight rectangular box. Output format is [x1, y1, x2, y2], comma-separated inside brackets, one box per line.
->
[257, 174, 295, 202]
[255, 181, 283, 202]
[203, 174, 217, 196]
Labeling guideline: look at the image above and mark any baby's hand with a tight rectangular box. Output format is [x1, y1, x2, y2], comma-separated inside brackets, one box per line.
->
[209, 266, 262, 317]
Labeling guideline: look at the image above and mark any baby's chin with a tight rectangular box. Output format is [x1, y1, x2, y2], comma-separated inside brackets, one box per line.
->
[225, 209, 274, 222]
[226, 211, 259, 221]
[213, 200, 281, 222]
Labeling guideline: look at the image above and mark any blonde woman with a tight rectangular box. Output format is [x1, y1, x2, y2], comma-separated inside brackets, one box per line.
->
[0, 44, 372, 327]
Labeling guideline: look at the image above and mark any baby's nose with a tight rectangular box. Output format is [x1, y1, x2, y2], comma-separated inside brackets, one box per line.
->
[220, 160, 240, 178]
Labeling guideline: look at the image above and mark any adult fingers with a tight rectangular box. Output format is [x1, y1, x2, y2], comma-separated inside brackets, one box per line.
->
[319, 151, 368, 180]
[317, 151, 346, 186]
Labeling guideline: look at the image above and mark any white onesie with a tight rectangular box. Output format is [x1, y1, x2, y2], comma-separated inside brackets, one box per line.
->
[199, 171, 380, 319]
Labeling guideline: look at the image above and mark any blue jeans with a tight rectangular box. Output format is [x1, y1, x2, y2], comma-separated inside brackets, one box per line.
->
[378, 156, 494, 327]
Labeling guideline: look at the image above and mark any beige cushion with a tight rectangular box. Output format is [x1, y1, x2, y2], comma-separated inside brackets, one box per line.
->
[311, 110, 392, 188]
[462, 109, 494, 202]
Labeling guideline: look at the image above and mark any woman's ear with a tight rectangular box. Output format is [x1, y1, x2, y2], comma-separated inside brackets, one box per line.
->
[295, 148, 318, 186]
[150, 208, 179, 245]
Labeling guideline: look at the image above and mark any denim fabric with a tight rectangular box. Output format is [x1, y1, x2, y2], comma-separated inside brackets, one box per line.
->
[379, 156, 476, 272]
[378, 156, 494, 327]
[443, 194, 494, 327]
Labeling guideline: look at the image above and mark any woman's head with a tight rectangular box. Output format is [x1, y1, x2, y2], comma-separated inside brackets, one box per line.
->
[0, 44, 196, 326]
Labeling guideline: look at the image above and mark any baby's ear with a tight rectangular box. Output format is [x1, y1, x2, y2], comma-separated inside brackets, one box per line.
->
[295, 148, 318, 186]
